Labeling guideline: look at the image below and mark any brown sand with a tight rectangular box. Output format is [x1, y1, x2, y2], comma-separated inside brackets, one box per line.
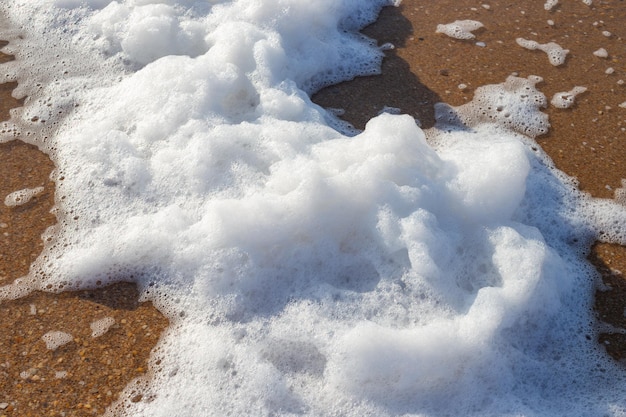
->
[1, 0, 626, 415]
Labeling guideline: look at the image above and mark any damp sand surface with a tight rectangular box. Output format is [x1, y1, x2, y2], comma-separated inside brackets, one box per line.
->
[1, 0, 626, 415]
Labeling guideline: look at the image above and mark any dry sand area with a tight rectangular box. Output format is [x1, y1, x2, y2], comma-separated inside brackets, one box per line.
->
[1, 0, 626, 415]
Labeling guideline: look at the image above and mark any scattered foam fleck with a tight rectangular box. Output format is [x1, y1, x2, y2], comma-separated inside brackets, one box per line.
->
[602, 30, 612, 37]
[90, 316, 116, 338]
[605, 67, 615, 75]
[516, 37, 569, 66]
[4, 186, 44, 207]
[41, 331, 73, 350]
[436, 20, 484, 40]
[615, 180, 626, 206]
[551, 86, 587, 109]
[593, 48, 608, 58]
[544, 0, 559, 11]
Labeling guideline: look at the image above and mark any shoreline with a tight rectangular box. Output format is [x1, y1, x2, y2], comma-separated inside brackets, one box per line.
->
[1, 0, 626, 415]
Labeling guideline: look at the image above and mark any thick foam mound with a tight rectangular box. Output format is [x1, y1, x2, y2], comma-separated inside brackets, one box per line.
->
[2, 1, 626, 416]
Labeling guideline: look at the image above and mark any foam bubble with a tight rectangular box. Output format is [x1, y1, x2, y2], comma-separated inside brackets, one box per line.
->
[551, 86, 587, 109]
[615, 180, 626, 206]
[4, 186, 45, 207]
[544, 0, 559, 11]
[516, 37, 569, 66]
[41, 330, 73, 350]
[90, 316, 115, 338]
[593, 48, 609, 58]
[435, 20, 484, 40]
[434, 75, 549, 137]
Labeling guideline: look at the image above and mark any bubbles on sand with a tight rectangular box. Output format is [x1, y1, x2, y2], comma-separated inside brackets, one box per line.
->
[551, 86, 587, 109]
[4, 186, 44, 207]
[2, 0, 626, 416]
[516, 38, 569, 66]
[41, 330, 73, 350]
[90, 317, 116, 338]
[435, 20, 484, 40]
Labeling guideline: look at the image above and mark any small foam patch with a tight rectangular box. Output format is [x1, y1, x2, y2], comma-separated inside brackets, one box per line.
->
[551, 86, 587, 109]
[90, 316, 116, 338]
[4, 186, 44, 207]
[41, 330, 73, 350]
[436, 20, 484, 40]
[516, 38, 569, 66]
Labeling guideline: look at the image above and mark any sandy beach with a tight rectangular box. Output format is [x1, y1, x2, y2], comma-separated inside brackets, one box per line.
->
[1, 0, 626, 415]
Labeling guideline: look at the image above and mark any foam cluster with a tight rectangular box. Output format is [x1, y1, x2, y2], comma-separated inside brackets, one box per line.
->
[593, 47, 609, 58]
[544, 0, 559, 11]
[551, 86, 587, 109]
[2, 1, 626, 416]
[41, 330, 73, 350]
[4, 186, 45, 207]
[434, 75, 549, 137]
[435, 20, 484, 40]
[90, 316, 116, 338]
[516, 37, 569, 66]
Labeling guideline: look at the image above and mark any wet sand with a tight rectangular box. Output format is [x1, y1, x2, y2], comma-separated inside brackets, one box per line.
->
[1, 0, 626, 415]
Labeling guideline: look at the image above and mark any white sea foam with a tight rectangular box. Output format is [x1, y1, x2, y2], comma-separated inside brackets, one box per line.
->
[435, 20, 483, 40]
[551, 86, 587, 109]
[2, 1, 626, 416]
[91, 316, 116, 338]
[516, 37, 569, 66]
[544, 0, 558, 11]
[41, 330, 74, 350]
[593, 47, 609, 58]
[4, 186, 45, 207]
